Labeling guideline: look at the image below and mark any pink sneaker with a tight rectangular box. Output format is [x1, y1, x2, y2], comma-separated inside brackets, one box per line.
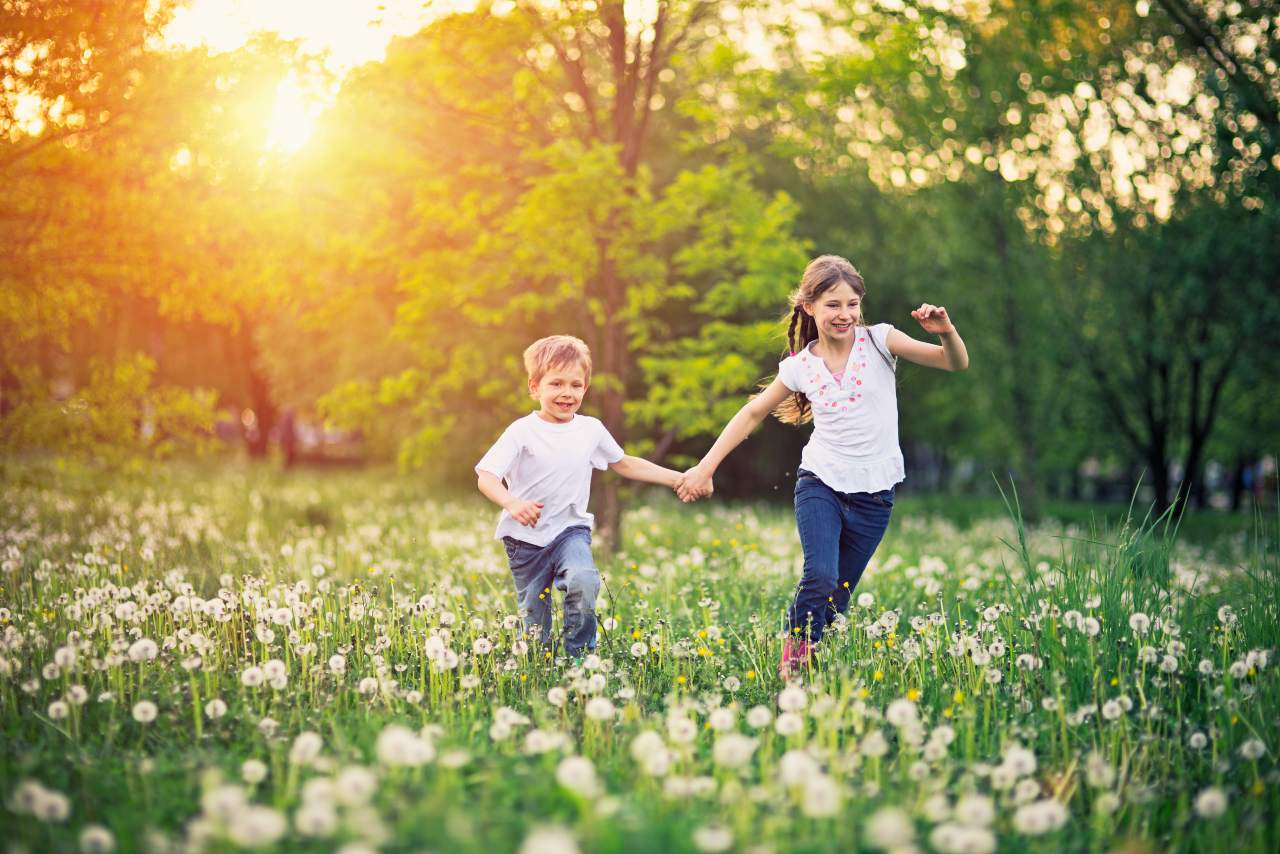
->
[779, 637, 813, 680]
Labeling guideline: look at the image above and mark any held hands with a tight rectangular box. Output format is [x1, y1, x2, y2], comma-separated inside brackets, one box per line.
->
[504, 498, 543, 527]
[911, 303, 955, 336]
[674, 466, 714, 503]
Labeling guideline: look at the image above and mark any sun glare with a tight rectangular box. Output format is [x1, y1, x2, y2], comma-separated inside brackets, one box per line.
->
[161, 0, 461, 154]
[265, 75, 318, 154]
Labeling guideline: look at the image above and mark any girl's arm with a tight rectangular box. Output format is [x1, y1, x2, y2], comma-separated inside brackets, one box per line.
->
[477, 471, 543, 527]
[609, 455, 682, 488]
[680, 377, 794, 496]
[887, 304, 969, 371]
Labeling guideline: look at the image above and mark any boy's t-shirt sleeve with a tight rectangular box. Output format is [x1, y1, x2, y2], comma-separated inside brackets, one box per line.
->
[476, 423, 521, 480]
[590, 421, 626, 470]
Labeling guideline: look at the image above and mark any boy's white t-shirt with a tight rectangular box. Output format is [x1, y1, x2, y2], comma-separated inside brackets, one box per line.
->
[776, 323, 905, 494]
[476, 413, 625, 547]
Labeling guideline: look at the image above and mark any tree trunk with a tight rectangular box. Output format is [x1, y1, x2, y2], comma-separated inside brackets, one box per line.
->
[1229, 455, 1249, 512]
[595, 235, 627, 552]
[1149, 436, 1170, 515]
[235, 319, 276, 458]
[986, 179, 1042, 520]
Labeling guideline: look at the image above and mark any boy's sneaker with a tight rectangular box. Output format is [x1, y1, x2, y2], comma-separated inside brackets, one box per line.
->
[779, 637, 813, 680]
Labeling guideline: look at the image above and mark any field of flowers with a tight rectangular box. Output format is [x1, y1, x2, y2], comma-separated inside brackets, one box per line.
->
[1, 462, 1277, 853]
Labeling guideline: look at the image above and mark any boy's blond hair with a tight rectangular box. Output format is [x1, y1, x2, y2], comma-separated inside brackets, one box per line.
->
[523, 335, 593, 386]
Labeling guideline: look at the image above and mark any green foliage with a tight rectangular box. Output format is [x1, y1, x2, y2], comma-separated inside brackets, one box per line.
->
[0, 354, 216, 467]
[2, 0, 1276, 508]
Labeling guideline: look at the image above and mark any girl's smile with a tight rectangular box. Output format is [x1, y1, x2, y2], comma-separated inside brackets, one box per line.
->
[804, 281, 862, 341]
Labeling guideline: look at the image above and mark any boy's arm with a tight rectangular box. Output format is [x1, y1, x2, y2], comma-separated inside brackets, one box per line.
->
[609, 455, 681, 488]
[476, 470, 543, 527]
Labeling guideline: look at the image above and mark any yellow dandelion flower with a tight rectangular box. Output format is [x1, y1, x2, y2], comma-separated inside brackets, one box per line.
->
[906, 688, 921, 702]
[873, 671, 884, 681]
[953, 691, 965, 704]
[676, 675, 687, 685]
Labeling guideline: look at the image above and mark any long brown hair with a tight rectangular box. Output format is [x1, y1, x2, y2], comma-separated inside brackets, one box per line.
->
[772, 255, 867, 425]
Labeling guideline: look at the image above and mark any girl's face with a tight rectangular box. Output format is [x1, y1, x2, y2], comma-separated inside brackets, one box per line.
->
[803, 280, 862, 343]
[529, 363, 588, 423]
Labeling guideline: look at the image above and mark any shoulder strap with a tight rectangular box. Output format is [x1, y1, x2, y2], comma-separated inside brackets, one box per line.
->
[866, 325, 897, 373]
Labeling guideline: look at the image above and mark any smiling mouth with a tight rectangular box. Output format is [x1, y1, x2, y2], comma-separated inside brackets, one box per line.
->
[831, 322, 852, 331]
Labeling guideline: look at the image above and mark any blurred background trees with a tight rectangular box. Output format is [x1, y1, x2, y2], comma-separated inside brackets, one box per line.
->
[2, 0, 1277, 528]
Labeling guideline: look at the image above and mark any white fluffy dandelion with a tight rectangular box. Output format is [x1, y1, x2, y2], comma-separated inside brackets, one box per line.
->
[519, 825, 580, 854]
[241, 759, 268, 784]
[127, 638, 158, 662]
[584, 697, 615, 722]
[289, 731, 324, 765]
[692, 824, 734, 852]
[79, 824, 115, 853]
[774, 712, 804, 737]
[1012, 799, 1069, 835]
[712, 733, 757, 769]
[1240, 738, 1267, 761]
[555, 756, 601, 797]
[801, 774, 841, 818]
[865, 806, 914, 849]
[1194, 786, 1228, 818]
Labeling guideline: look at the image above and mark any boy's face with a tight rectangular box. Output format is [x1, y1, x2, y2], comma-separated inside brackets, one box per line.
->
[529, 363, 588, 423]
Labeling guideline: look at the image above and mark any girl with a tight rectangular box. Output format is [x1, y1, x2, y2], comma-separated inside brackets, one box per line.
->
[677, 255, 969, 678]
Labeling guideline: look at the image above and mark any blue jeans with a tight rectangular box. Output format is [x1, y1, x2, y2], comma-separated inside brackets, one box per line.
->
[502, 525, 600, 656]
[788, 470, 894, 642]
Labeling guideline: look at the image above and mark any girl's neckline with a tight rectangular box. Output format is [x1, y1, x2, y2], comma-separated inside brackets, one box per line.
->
[805, 336, 861, 385]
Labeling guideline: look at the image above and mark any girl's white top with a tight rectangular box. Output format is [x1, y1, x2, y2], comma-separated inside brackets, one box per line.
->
[776, 323, 905, 493]
[476, 413, 624, 546]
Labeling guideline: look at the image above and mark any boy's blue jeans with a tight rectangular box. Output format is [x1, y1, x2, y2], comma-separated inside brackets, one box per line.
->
[502, 525, 600, 656]
[788, 470, 894, 643]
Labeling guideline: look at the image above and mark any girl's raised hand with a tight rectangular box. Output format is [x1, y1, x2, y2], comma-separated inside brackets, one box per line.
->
[911, 303, 955, 335]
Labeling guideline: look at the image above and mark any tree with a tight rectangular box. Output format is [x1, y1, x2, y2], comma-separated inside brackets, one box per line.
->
[306, 5, 807, 546]
[2, 12, 316, 459]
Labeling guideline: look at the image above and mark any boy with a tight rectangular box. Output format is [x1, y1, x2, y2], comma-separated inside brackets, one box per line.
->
[476, 335, 684, 657]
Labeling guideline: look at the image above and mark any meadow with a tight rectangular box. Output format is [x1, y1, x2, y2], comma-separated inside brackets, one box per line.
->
[1, 463, 1277, 852]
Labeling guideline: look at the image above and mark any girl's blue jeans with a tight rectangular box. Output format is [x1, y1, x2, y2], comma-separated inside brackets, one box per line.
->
[502, 525, 600, 656]
[788, 469, 894, 642]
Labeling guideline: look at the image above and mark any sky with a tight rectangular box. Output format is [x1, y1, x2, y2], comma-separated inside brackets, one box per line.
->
[161, 0, 465, 75]
[160, 0, 482, 151]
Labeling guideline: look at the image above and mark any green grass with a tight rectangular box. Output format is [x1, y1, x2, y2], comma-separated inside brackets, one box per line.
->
[1, 461, 1277, 852]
